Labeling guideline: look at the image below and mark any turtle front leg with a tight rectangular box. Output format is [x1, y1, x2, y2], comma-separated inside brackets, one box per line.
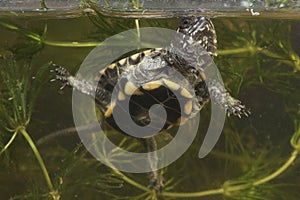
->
[52, 64, 97, 97]
[52, 64, 111, 105]
[52, 65, 72, 90]
[205, 79, 250, 117]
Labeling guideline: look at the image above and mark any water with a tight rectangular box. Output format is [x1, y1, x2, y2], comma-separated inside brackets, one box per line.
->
[0, 5, 300, 200]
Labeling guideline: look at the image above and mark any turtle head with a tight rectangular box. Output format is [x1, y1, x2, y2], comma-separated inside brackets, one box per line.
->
[176, 16, 217, 56]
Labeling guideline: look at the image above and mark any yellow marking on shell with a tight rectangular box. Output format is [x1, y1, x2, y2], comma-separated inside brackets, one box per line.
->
[180, 88, 193, 98]
[142, 48, 163, 55]
[124, 82, 142, 95]
[143, 49, 152, 55]
[108, 63, 116, 69]
[142, 81, 163, 90]
[133, 90, 143, 95]
[163, 79, 180, 90]
[167, 124, 174, 130]
[95, 68, 107, 81]
[176, 117, 188, 125]
[184, 100, 193, 115]
[153, 47, 162, 52]
[130, 53, 140, 62]
[118, 91, 126, 101]
[118, 58, 126, 66]
[199, 72, 206, 81]
[99, 68, 106, 75]
[104, 101, 116, 118]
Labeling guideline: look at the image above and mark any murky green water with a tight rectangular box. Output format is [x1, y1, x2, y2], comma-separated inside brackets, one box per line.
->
[0, 7, 300, 200]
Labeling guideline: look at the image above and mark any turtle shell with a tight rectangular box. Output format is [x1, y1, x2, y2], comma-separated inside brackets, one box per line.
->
[91, 17, 218, 138]
[94, 48, 202, 137]
[54, 16, 220, 138]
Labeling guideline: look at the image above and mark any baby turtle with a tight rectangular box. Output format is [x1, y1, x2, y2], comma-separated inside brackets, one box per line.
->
[54, 16, 249, 191]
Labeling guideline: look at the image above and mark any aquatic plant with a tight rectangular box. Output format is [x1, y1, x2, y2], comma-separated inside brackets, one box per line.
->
[0, 57, 60, 199]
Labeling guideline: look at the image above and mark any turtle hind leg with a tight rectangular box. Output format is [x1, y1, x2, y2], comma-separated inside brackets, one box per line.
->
[206, 79, 250, 117]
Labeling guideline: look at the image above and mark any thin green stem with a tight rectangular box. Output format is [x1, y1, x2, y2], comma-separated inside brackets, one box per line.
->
[210, 149, 254, 164]
[162, 188, 224, 198]
[89, 133, 151, 193]
[134, 0, 140, 9]
[0, 20, 158, 48]
[43, 40, 101, 47]
[253, 150, 298, 186]
[0, 21, 99, 47]
[218, 46, 282, 60]
[218, 45, 298, 70]
[162, 137, 300, 198]
[111, 167, 151, 192]
[224, 149, 299, 195]
[0, 21, 41, 42]
[290, 53, 300, 71]
[256, 47, 286, 60]
[217, 47, 255, 55]
[40, 0, 48, 10]
[19, 127, 55, 194]
[94, 127, 300, 199]
[42, 40, 154, 48]
[0, 130, 18, 155]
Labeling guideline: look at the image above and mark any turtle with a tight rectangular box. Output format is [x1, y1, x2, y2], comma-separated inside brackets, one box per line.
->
[53, 16, 249, 191]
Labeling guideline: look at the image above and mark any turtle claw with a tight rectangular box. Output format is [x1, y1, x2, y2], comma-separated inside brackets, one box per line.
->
[59, 82, 69, 90]
[225, 98, 250, 118]
[243, 109, 251, 117]
[50, 64, 72, 90]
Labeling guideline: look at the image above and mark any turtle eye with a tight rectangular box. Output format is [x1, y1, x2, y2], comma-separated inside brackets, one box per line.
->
[187, 67, 200, 78]
[180, 18, 192, 29]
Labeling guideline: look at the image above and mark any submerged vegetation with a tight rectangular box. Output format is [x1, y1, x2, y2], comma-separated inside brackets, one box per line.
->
[0, 58, 58, 199]
[0, 4, 300, 200]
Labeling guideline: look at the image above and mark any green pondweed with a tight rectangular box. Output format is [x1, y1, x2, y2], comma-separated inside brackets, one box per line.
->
[75, 118, 300, 199]
[0, 57, 60, 199]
